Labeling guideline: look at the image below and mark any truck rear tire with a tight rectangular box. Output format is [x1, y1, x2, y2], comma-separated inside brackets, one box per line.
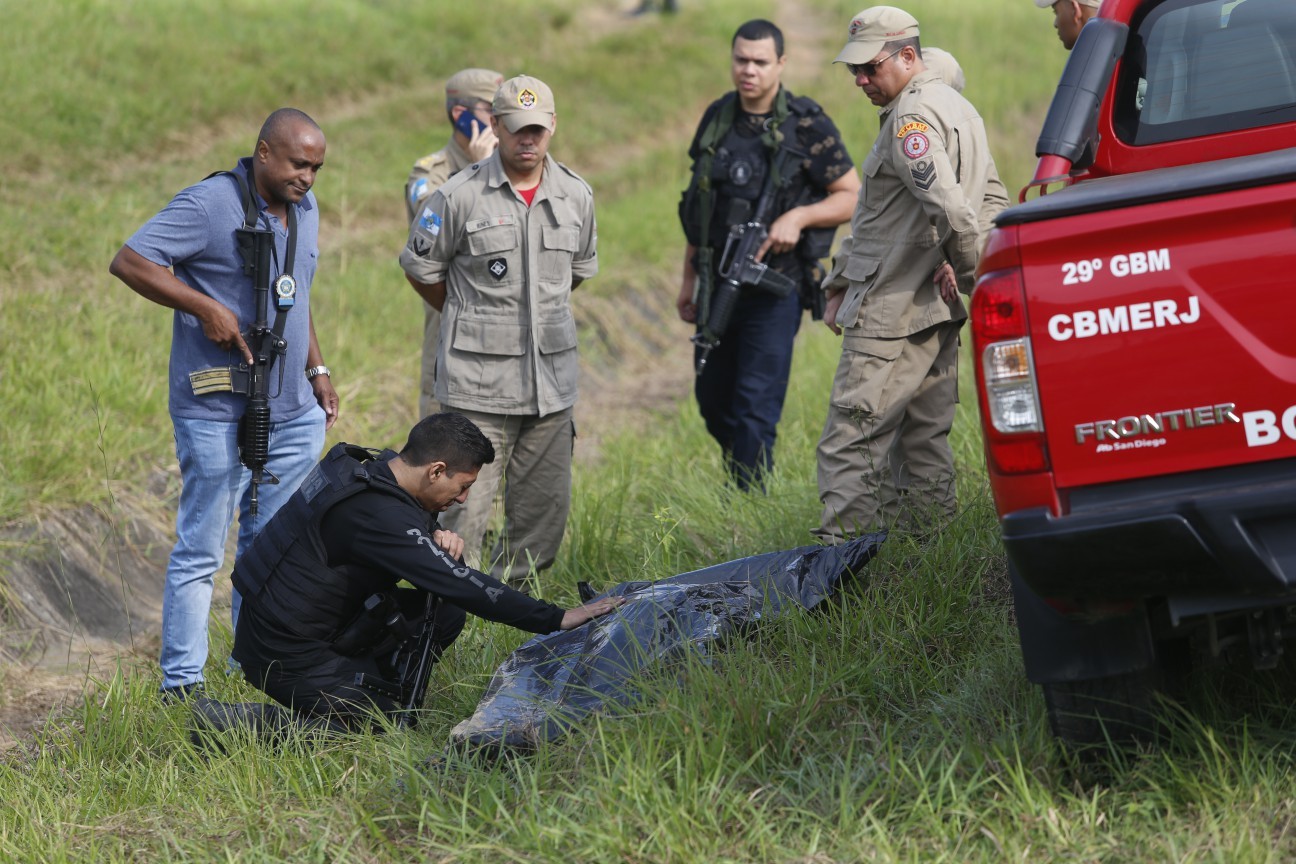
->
[1042, 667, 1161, 748]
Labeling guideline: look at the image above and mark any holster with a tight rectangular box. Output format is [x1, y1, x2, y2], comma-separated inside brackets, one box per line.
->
[795, 226, 836, 319]
[332, 593, 412, 658]
[744, 263, 797, 298]
[800, 261, 828, 320]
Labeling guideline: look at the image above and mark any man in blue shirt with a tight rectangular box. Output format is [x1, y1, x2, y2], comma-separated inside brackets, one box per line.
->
[109, 108, 339, 701]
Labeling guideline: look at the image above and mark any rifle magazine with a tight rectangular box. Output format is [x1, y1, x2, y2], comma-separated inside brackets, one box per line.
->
[189, 367, 234, 395]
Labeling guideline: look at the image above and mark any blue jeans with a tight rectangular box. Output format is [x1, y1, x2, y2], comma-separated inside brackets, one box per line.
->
[161, 404, 325, 690]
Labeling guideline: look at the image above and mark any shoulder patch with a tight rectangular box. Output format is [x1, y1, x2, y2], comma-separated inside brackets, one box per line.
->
[896, 121, 929, 138]
[418, 208, 442, 236]
[408, 177, 429, 206]
[902, 132, 930, 160]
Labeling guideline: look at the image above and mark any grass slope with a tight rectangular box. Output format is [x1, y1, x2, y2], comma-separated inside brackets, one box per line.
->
[4, 1, 1296, 861]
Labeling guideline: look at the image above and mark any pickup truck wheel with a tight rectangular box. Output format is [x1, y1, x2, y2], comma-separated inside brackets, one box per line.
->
[1042, 668, 1160, 748]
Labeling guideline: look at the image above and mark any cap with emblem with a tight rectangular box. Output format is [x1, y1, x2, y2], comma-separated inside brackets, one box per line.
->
[492, 75, 556, 133]
[445, 68, 505, 104]
[1034, 0, 1100, 7]
[835, 6, 920, 66]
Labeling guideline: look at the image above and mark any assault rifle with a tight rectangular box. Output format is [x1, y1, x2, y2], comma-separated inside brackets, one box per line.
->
[233, 223, 285, 517]
[347, 591, 441, 729]
[389, 592, 439, 729]
[187, 169, 295, 518]
[691, 180, 797, 376]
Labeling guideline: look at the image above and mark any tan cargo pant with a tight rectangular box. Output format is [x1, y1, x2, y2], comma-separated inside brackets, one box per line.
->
[417, 302, 441, 419]
[438, 406, 574, 591]
[814, 321, 961, 543]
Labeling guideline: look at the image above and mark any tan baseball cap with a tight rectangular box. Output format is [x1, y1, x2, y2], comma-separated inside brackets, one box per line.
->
[445, 68, 504, 104]
[492, 75, 556, 133]
[1034, 0, 1101, 8]
[835, 6, 920, 66]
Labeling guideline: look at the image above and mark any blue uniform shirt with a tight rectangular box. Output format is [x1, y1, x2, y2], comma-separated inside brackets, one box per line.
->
[126, 157, 320, 422]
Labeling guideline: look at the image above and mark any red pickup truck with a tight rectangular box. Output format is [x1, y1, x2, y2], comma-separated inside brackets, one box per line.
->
[970, 0, 1296, 745]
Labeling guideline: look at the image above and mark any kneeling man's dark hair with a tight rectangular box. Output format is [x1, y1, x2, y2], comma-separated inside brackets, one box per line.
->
[401, 412, 495, 474]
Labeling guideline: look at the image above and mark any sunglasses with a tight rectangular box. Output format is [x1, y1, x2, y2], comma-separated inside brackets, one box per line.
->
[846, 50, 902, 78]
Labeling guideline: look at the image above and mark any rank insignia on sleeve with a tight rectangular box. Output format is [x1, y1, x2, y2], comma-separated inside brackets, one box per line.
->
[910, 160, 936, 190]
[412, 235, 431, 256]
[488, 257, 508, 280]
[418, 208, 442, 236]
[897, 121, 929, 137]
[902, 132, 930, 159]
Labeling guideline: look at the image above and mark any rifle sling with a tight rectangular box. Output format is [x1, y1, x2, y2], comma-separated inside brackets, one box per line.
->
[198, 167, 299, 392]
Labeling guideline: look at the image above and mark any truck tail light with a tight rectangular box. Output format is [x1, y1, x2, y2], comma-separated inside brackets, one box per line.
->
[971, 269, 1051, 475]
[984, 339, 1041, 433]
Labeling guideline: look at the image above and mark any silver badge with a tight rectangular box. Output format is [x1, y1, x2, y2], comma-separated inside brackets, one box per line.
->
[274, 274, 297, 309]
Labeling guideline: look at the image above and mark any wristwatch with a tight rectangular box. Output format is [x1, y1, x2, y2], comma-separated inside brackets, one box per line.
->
[306, 365, 331, 380]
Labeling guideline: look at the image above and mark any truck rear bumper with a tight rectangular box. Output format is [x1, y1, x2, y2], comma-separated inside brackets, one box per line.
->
[1003, 457, 1296, 604]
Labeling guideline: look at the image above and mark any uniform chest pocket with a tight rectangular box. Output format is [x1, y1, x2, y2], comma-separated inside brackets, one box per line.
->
[466, 220, 518, 256]
[860, 151, 896, 212]
[466, 220, 520, 287]
[539, 225, 579, 282]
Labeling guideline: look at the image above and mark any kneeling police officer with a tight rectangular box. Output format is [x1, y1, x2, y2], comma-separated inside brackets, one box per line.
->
[230, 412, 623, 729]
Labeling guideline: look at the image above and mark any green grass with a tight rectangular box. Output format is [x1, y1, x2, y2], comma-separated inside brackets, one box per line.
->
[6, 0, 1296, 861]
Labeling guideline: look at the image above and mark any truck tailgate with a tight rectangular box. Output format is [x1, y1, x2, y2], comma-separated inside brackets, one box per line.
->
[1017, 175, 1296, 490]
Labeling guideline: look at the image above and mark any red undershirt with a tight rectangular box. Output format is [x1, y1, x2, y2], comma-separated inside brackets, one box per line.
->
[518, 184, 539, 207]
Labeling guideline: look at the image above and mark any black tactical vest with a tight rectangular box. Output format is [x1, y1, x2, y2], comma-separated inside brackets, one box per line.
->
[232, 442, 413, 641]
[706, 117, 775, 243]
[679, 90, 833, 280]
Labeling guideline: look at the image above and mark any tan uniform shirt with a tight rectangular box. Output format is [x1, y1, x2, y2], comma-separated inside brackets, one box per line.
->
[825, 69, 1004, 337]
[399, 152, 598, 417]
[404, 137, 478, 223]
